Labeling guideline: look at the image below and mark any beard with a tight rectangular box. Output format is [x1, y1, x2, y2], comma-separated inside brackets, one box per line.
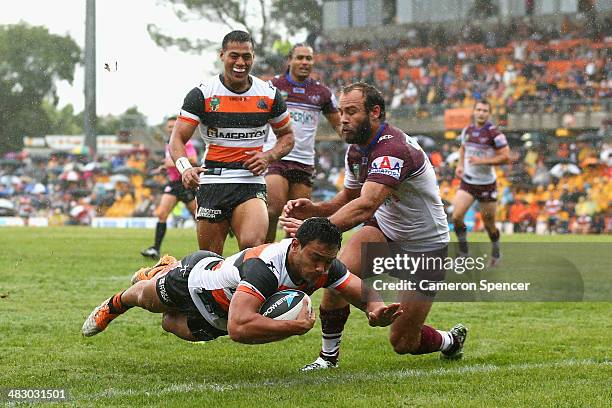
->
[344, 116, 372, 145]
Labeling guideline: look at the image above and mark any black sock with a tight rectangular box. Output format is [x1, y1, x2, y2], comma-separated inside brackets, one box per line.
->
[319, 305, 351, 364]
[154, 222, 167, 251]
[455, 224, 468, 254]
[488, 228, 500, 258]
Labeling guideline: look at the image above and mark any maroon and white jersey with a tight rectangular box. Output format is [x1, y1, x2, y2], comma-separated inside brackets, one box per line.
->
[545, 199, 561, 217]
[344, 124, 449, 249]
[460, 122, 508, 185]
[264, 74, 338, 165]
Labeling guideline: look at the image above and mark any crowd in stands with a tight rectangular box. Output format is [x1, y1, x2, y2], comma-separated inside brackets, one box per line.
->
[313, 132, 612, 234]
[1, 129, 610, 234]
[266, 15, 612, 121]
[0, 147, 163, 225]
[1, 15, 610, 233]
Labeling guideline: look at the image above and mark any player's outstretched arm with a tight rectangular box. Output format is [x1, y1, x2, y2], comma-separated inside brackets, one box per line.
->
[227, 291, 315, 344]
[335, 273, 402, 328]
[328, 181, 392, 232]
[282, 187, 360, 220]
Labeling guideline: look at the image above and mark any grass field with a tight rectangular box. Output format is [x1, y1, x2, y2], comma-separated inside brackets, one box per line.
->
[0, 227, 610, 407]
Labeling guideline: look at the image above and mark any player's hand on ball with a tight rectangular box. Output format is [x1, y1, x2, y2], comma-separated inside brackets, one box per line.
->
[182, 167, 205, 189]
[282, 198, 314, 219]
[367, 303, 402, 327]
[295, 299, 316, 334]
[278, 216, 303, 237]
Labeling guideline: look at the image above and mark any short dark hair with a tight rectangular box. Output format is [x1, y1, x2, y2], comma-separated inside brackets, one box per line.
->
[222, 30, 253, 50]
[287, 43, 312, 59]
[166, 115, 177, 122]
[342, 82, 386, 121]
[285, 43, 313, 73]
[474, 99, 491, 110]
[296, 217, 342, 249]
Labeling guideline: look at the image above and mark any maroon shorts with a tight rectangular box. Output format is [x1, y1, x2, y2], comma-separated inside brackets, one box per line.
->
[266, 160, 314, 187]
[363, 217, 447, 297]
[459, 180, 498, 203]
[364, 217, 392, 241]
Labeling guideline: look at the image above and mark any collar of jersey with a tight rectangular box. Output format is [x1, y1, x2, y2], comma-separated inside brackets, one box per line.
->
[474, 121, 491, 131]
[285, 73, 311, 88]
[218, 74, 253, 94]
[357, 122, 387, 156]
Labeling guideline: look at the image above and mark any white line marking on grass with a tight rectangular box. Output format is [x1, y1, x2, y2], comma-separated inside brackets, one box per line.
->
[81, 359, 610, 401]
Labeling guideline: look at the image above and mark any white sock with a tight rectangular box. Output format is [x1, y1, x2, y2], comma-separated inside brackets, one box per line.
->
[321, 332, 343, 360]
[437, 330, 454, 352]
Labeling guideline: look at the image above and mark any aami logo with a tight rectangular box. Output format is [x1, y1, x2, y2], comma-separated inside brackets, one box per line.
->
[369, 156, 404, 179]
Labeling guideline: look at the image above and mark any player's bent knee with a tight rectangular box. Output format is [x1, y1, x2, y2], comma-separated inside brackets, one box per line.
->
[161, 313, 174, 333]
[238, 234, 266, 249]
[136, 280, 159, 312]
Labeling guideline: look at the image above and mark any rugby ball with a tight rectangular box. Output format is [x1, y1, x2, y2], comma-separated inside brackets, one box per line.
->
[259, 290, 312, 320]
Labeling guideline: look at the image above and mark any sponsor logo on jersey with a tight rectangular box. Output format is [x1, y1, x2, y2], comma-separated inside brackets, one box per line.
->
[257, 98, 268, 110]
[369, 156, 404, 179]
[210, 96, 220, 112]
[207, 127, 266, 139]
[379, 134, 394, 141]
[352, 163, 360, 177]
[290, 110, 316, 125]
[280, 90, 289, 100]
[229, 96, 248, 102]
[293, 87, 305, 94]
[309, 94, 321, 104]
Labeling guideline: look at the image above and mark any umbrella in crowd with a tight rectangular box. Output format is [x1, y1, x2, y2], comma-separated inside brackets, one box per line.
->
[0, 175, 21, 185]
[550, 163, 581, 178]
[60, 170, 80, 182]
[110, 174, 130, 184]
[415, 135, 436, 149]
[445, 151, 460, 164]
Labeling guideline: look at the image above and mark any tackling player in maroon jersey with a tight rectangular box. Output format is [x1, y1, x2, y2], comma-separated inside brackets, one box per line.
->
[280, 83, 466, 370]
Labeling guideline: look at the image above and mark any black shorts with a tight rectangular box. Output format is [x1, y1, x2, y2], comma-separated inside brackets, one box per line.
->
[155, 250, 227, 341]
[459, 180, 498, 203]
[163, 180, 196, 204]
[266, 160, 315, 187]
[195, 183, 267, 222]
